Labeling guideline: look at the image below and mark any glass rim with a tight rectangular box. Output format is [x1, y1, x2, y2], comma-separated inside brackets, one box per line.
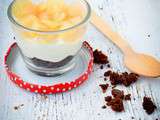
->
[7, 0, 91, 34]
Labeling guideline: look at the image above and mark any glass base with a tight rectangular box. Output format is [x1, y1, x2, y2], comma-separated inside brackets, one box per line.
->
[24, 58, 76, 77]
[20, 54, 76, 77]
[26, 61, 75, 77]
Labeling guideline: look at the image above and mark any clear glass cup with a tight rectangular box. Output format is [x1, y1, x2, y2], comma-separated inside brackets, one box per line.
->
[7, 0, 91, 76]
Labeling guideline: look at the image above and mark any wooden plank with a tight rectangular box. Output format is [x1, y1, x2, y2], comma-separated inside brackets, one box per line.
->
[0, 0, 159, 120]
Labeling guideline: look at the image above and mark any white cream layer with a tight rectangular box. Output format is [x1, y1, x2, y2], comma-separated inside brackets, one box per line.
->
[17, 38, 83, 62]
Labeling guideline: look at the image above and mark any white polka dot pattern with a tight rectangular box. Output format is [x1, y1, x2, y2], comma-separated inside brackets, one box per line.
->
[20, 84, 22, 87]
[57, 88, 60, 91]
[43, 90, 46, 93]
[30, 85, 34, 88]
[5, 41, 93, 94]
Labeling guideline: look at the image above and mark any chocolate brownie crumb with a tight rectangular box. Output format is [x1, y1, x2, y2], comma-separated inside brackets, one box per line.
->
[14, 104, 24, 110]
[124, 94, 131, 101]
[104, 70, 112, 77]
[105, 96, 112, 102]
[100, 65, 104, 69]
[104, 89, 132, 112]
[14, 106, 18, 110]
[102, 105, 107, 109]
[106, 71, 139, 87]
[107, 64, 111, 68]
[99, 84, 109, 93]
[93, 49, 109, 64]
[112, 89, 124, 99]
[122, 72, 139, 86]
[107, 98, 124, 112]
[142, 96, 157, 114]
[104, 78, 107, 81]
[131, 116, 135, 119]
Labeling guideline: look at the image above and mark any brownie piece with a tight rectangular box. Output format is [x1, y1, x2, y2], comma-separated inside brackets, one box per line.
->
[104, 70, 112, 77]
[124, 94, 131, 101]
[100, 65, 104, 69]
[112, 89, 124, 99]
[121, 72, 139, 86]
[102, 105, 107, 109]
[99, 84, 109, 93]
[93, 49, 109, 64]
[105, 96, 112, 102]
[105, 71, 139, 87]
[14, 104, 24, 111]
[107, 64, 111, 68]
[142, 96, 157, 115]
[14, 106, 18, 110]
[106, 98, 124, 112]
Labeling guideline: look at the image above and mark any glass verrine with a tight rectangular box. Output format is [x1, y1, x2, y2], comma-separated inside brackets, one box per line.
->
[7, 0, 91, 76]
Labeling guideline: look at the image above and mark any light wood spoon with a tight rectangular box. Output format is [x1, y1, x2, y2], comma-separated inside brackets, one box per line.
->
[91, 12, 160, 77]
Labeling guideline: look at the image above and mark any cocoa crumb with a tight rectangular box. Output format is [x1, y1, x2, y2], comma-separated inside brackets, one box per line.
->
[93, 49, 109, 64]
[142, 96, 157, 115]
[14, 104, 24, 111]
[105, 96, 112, 102]
[14, 106, 18, 110]
[102, 105, 107, 109]
[131, 116, 135, 119]
[124, 94, 131, 101]
[104, 88, 132, 112]
[107, 64, 111, 68]
[105, 71, 139, 87]
[100, 65, 104, 69]
[107, 98, 124, 112]
[104, 78, 107, 81]
[112, 89, 124, 99]
[99, 84, 109, 93]
[104, 70, 111, 77]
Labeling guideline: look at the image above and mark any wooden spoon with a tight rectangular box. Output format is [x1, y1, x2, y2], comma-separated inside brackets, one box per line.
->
[91, 12, 160, 77]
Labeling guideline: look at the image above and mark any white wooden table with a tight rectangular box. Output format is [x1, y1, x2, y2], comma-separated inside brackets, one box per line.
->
[0, 0, 160, 120]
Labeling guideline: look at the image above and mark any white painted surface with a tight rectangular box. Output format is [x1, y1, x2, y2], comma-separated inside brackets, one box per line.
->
[0, 0, 160, 120]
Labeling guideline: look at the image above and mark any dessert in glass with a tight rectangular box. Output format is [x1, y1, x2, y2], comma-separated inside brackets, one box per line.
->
[7, 0, 91, 76]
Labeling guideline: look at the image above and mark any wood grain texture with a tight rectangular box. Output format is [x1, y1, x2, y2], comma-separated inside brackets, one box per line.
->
[0, 0, 160, 120]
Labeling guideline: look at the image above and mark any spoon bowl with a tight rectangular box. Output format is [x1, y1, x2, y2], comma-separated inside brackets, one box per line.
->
[124, 53, 160, 77]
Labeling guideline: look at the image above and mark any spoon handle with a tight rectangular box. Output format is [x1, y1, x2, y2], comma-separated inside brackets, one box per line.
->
[91, 12, 133, 54]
